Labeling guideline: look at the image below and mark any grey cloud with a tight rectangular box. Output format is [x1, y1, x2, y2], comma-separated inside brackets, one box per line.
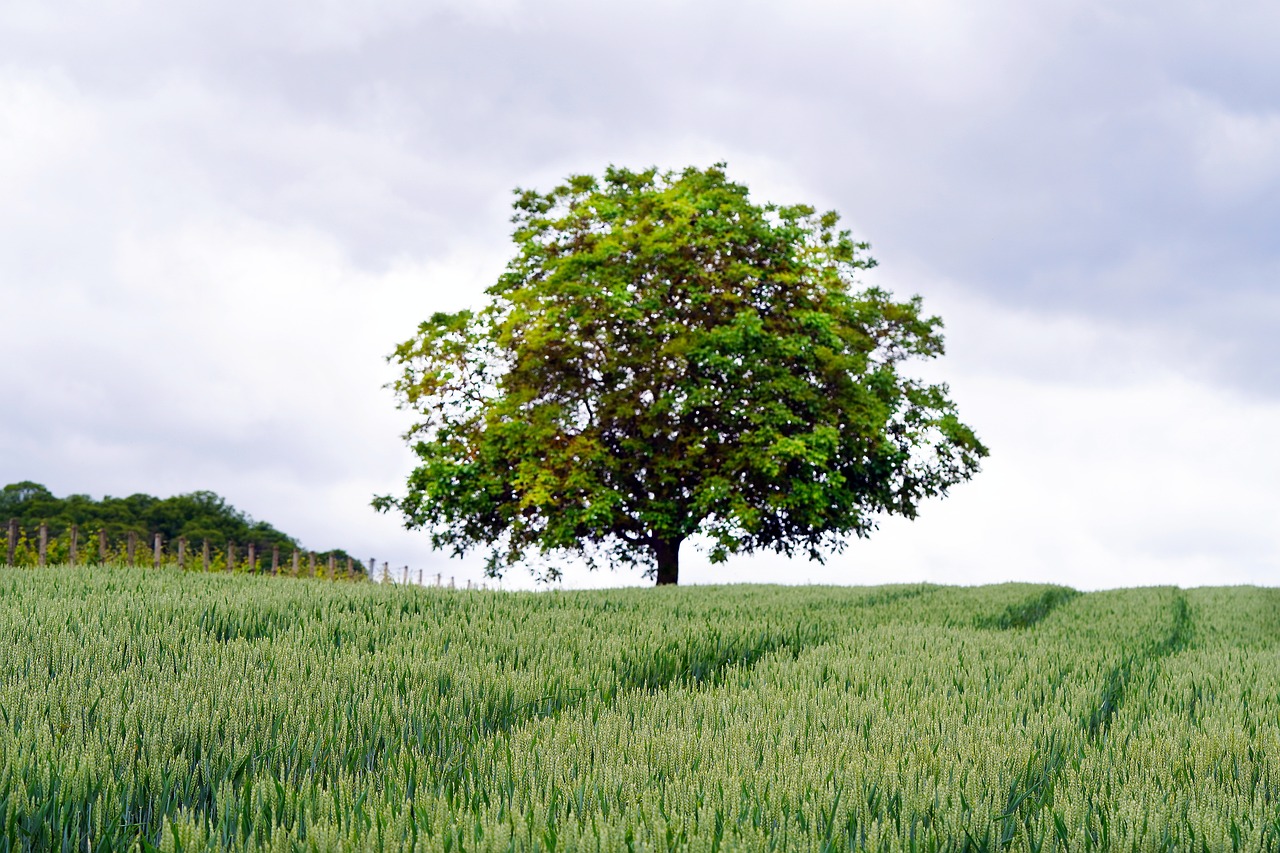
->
[5, 0, 1279, 366]
[3, 0, 1280, 586]
[21, 0, 1262, 390]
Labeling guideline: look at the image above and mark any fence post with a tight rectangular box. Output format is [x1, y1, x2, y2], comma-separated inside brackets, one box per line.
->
[178, 537, 186, 570]
[7, 519, 17, 566]
[98, 529, 107, 562]
[382, 562, 389, 582]
[248, 543, 256, 574]
[418, 568, 423, 585]
[127, 531, 137, 567]
[328, 554, 335, 580]
[449, 576, 455, 589]
[368, 558, 375, 579]
[272, 545, 279, 575]
[153, 533, 162, 568]
[227, 541, 235, 573]
[70, 524, 78, 566]
[202, 540, 210, 572]
[292, 549, 299, 577]
[38, 523, 47, 567]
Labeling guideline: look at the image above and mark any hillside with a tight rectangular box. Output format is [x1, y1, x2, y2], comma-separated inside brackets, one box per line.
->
[0, 568, 1275, 849]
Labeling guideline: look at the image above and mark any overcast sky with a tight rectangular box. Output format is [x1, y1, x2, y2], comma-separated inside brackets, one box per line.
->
[3, 0, 1278, 589]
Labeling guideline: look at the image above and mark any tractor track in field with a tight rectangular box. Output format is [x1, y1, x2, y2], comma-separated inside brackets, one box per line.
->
[475, 584, 936, 738]
[996, 590, 1194, 850]
[1085, 593, 1193, 741]
[975, 587, 1080, 631]
[444, 584, 1119, 831]
[431, 586, 942, 797]
[479, 582, 1056, 743]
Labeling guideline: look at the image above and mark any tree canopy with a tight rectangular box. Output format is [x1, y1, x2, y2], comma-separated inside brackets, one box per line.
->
[375, 164, 988, 584]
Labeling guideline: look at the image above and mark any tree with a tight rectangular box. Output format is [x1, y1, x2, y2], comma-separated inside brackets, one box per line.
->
[375, 164, 988, 585]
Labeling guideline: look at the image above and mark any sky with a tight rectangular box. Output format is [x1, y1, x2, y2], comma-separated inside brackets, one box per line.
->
[2, 0, 1278, 590]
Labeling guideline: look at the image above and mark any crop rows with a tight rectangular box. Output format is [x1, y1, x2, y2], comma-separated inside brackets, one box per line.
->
[0, 567, 1275, 850]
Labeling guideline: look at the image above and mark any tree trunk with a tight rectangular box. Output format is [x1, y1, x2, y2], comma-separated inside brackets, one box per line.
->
[653, 537, 681, 586]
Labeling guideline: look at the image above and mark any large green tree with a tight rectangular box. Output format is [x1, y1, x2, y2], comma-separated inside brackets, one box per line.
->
[376, 164, 988, 585]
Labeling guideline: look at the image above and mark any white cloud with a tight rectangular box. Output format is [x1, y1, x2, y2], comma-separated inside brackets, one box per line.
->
[1192, 95, 1280, 202]
[0, 71, 96, 191]
[676, 316, 1280, 592]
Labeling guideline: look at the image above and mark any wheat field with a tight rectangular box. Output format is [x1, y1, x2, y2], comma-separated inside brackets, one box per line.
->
[0, 567, 1275, 851]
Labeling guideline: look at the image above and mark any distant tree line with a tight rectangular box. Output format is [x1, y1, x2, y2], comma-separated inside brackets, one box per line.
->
[1, 481, 364, 575]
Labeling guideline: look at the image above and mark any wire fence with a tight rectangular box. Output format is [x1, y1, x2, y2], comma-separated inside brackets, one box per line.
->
[3, 519, 491, 589]
[3, 519, 361, 579]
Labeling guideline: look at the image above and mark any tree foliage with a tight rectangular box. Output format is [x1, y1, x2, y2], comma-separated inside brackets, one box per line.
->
[1, 481, 362, 570]
[376, 164, 988, 584]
